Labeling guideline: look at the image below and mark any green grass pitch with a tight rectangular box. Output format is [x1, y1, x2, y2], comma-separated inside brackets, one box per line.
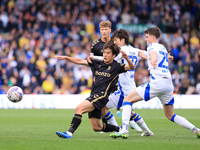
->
[0, 109, 200, 150]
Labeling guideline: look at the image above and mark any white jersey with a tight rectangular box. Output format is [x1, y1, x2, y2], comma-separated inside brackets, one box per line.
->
[147, 43, 171, 80]
[114, 45, 141, 89]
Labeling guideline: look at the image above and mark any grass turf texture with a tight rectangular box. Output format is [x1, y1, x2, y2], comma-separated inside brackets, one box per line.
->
[0, 109, 200, 150]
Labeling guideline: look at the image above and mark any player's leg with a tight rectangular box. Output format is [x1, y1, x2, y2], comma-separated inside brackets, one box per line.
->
[90, 118, 120, 132]
[103, 92, 123, 127]
[121, 89, 143, 130]
[56, 100, 95, 139]
[102, 106, 118, 126]
[163, 104, 200, 139]
[116, 107, 122, 116]
[90, 108, 120, 132]
[111, 89, 143, 139]
[130, 111, 151, 134]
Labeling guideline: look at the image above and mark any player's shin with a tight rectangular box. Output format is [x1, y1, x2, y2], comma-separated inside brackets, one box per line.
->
[133, 115, 151, 133]
[102, 123, 120, 132]
[103, 111, 118, 126]
[171, 114, 199, 132]
[122, 102, 132, 131]
[67, 114, 82, 136]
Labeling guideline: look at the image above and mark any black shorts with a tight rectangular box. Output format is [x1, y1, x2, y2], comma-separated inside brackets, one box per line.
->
[86, 93, 109, 119]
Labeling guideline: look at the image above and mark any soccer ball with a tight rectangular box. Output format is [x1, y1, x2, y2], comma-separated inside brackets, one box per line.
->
[7, 86, 23, 103]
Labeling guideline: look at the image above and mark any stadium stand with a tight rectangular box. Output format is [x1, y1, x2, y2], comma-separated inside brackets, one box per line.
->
[0, 0, 200, 94]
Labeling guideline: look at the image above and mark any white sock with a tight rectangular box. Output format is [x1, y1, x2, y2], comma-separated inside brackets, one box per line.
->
[107, 115, 118, 126]
[122, 102, 132, 131]
[173, 114, 197, 132]
[129, 120, 136, 124]
[67, 131, 73, 137]
[104, 111, 118, 126]
[135, 117, 151, 133]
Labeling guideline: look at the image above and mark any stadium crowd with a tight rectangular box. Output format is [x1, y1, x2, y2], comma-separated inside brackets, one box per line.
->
[0, 0, 200, 95]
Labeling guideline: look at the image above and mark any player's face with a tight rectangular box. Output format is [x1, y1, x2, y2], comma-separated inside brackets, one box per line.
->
[145, 34, 153, 46]
[103, 48, 115, 64]
[100, 27, 111, 39]
[113, 37, 124, 47]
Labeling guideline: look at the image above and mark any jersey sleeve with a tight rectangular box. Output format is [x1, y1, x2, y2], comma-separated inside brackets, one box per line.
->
[147, 43, 156, 53]
[138, 49, 148, 56]
[115, 61, 126, 74]
[88, 59, 96, 76]
[114, 52, 122, 62]
[90, 41, 95, 55]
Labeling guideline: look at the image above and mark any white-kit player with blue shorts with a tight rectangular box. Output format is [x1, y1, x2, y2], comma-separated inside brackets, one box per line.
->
[110, 27, 200, 139]
[91, 29, 153, 134]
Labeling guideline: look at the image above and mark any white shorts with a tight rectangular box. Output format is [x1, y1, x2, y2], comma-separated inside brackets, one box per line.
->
[106, 84, 133, 109]
[136, 78, 174, 105]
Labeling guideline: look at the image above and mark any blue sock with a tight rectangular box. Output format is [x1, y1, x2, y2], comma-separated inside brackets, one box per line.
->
[130, 112, 141, 122]
[103, 111, 113, 120]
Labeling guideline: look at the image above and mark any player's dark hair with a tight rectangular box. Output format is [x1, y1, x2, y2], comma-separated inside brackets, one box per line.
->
[144, 27, 161, 39]
[103, 40, 120, 56]
[111, 29, 129, 45]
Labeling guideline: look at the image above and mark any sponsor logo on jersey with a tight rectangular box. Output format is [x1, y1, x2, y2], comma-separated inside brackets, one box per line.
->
[129, 51, 135, 55]
[95, 71, 111, 77]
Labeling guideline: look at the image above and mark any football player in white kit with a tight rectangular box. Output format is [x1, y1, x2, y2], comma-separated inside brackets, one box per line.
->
[90, 29, 153, 134]
[110, 27, 200, 139]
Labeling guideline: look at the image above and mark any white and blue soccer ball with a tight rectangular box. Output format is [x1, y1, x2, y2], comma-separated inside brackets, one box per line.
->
[7, 86, 23, 103]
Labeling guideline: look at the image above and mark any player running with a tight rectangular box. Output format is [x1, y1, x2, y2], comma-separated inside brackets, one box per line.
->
[54, 40, 135, 139]
[110, 27, 200, 139]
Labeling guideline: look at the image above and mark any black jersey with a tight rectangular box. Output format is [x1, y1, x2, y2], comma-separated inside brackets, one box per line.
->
[91, 38, 105, 56]
[88, 59, 126, 97]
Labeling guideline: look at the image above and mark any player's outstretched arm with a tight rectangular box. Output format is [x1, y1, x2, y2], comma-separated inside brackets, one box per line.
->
[54, 55, 88, 66]
[87, 55, 103, 63]
[138, 50, 148, 59]
[121, 51, 135, 71]
[150, 51, 158, 68]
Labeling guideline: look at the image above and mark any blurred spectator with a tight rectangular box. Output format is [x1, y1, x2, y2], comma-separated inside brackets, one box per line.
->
[0, 0, 200, 95]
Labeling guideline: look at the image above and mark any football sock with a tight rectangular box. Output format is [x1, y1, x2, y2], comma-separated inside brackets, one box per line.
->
[130, 112, 141, 122]
[68, 114, 82, 135]
[102, 123, 119, 132]
[135, 117, 151, 132]
[171, 114, 197, 132]
[102, 116, 108, 124]
[122, 102, 132, 131]
[103, 111, 118, 126]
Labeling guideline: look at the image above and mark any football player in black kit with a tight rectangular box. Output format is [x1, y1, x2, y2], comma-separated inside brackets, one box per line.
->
[54, 40, 135, 139]
[90, 20, 121, 122]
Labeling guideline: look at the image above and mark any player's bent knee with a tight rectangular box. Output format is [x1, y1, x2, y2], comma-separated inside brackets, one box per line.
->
[92, 126, 102, 132]
[75, 105, 83, 114]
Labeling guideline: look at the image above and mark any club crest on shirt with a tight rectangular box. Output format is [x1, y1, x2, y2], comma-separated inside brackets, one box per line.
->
[108, 66, 111, 70]
[101, 49, 104, 53]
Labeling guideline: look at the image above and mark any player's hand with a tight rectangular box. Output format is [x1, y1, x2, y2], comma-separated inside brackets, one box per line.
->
[138, 51, 147, 59]
[151, 59, 158, 68]
[87, 56, 94, 63]
[53, 55, 66, 60]
[121, 51, 128, 59]
[168, 53, 174, 60]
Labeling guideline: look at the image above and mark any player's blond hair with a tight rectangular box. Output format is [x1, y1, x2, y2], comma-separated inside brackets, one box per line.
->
[99, 20, 112, 29]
